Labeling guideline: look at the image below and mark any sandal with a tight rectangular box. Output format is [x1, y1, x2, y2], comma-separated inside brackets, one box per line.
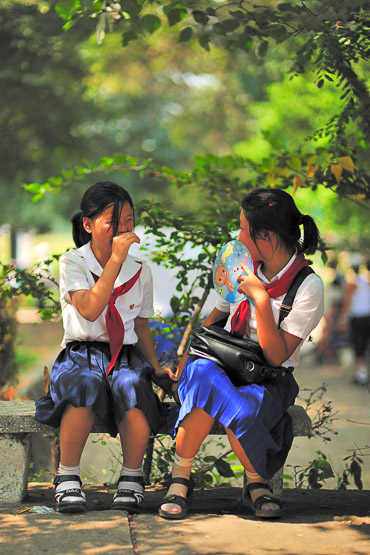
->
[111, 475, 145, 513]
[54, 474, 86, 513]
[158, 476, 193, 520]
[246, 482, 282, 519]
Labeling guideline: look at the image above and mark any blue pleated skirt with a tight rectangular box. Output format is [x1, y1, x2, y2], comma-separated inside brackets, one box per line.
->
[35, 341, 167, 437]
[167, 356, 299, 479]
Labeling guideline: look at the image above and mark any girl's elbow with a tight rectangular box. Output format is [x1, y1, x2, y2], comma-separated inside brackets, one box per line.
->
[264, 351, 288, 367]
[75, 307, 100, 322]
[266, 356, 285, 367]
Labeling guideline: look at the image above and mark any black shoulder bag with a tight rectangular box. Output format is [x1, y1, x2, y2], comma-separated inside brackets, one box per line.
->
[187, 266, 314, 386]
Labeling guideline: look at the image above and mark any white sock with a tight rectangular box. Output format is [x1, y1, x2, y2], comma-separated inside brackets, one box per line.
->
[161, 453, 194, 515]
[112, 464, 144, 504]
[55, 464, 84, 503]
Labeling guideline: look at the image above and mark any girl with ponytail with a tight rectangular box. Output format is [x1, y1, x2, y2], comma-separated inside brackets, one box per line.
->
[36, 181, 176, 513]
[160, 188, 324, 521]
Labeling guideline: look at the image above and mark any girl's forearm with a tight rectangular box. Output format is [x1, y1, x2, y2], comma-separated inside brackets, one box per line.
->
[70, 257, 122, 321]
[134, 317, 162, 372]
[254, 296, 290, 366]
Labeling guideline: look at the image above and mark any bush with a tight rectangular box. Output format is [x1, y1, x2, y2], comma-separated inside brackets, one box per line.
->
[0, 297, 18, 388]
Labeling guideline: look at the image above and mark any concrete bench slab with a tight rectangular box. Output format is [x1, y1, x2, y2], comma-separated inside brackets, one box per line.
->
[0, 400, 311, 503]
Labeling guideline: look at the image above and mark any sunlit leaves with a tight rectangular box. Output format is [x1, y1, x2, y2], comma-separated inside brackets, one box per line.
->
[292, 174, 306, 195]
[55, 0, 81, 20]
[338, 156, 355, 173]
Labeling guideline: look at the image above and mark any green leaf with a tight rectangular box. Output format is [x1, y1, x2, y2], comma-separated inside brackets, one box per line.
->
[122, 31, 138, 47]
[31, 193, 45, 203]
[288, 157, 302, 171]
[317, 459, 334, 479]
[222, 19, 240, 33]
[229, 10, 245, 19]
[24, 183, 42, 193]
[100, 156, 114, 167]
[55, 0, 81, 20]
[321, 251, 328, 265]
[350, 460, 363, 490]
[206, 7, 216, 16]
[213, 22, 226, 35]
[167, 8, 187, 26]
[199, 34, 211, 51]
[170, 295, 180, 314]
[141, 14, 161, 34]
[215, 459, 235, 478]
[179, 26, 192, 42]
[317, 79, 324, 88]
[127, 156, 138, 166]
[204, 455, 217, 463]
[257, 40, 268, 57]
[123, 0, 142, 17]
[192, 10, 209, 26]
[278, 3, 295, 12]
[113, 153, 127, 165]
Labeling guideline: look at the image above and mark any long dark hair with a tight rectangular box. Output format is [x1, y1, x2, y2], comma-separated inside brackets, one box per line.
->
[71, 182, 134, 248]
[241, 188, 321, 255]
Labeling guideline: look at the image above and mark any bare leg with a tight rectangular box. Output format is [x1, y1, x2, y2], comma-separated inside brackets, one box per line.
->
[111, 408, 150, 509]
[118, 407, 150, 467]
[59, 404, 95, 466]
[176, 408, 215, 458]
[225, 427, 280, 514]
[55, 404, 95, 511]
[160, 408, 214, 517]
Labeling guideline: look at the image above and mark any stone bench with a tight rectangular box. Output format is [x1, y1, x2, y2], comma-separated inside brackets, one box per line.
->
[0, 400, 311, 503]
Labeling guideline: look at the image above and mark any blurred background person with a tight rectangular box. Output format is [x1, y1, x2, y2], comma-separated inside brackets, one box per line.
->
[339, 262, 370, 385]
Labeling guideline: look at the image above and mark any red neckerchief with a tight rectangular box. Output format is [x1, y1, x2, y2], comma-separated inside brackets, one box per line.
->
[91, 263, 142, 376]
[230, 253, 308, 338]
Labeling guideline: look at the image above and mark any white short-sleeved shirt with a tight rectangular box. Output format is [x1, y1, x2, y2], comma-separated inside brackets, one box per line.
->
[215, 253, 324, 367]
[59, 242, 154, 348]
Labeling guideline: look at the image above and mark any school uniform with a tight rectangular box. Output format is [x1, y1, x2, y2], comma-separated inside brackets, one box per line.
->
[167, 253, 324, 479]
[36, 242, 167, 437]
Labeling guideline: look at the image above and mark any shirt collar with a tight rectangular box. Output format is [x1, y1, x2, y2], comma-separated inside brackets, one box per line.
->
[257, 252, 298, 284]
[77, 242, 141, 286]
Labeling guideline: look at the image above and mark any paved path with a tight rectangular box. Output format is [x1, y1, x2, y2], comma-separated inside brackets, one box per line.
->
[0, 483, 369, 554]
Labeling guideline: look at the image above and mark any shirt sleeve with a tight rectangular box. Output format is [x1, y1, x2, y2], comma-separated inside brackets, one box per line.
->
[215, 296, 232, 313]
[59, 251, 92, 305]
[280, 273, 325, 340]
[138, 263, 154, 318]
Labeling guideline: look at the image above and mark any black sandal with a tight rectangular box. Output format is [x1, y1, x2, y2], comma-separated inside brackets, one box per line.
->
[111, 475, 145, 513]
[54, 474, 86, 513]
[246, 482, 282, 519]
[158, 476, 193, 520]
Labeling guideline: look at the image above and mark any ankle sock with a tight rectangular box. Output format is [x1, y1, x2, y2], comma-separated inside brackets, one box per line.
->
[55, 464, 84, 503]
[112, 464, 144, 504]
[161, 453, 194, 515]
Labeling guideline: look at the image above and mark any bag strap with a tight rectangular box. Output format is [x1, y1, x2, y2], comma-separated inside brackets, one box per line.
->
[278, 266, 315, 327]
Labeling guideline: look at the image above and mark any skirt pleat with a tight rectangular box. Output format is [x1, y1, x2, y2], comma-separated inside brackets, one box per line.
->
[35, 341, 167, 437]
[167, 356, 299, 479]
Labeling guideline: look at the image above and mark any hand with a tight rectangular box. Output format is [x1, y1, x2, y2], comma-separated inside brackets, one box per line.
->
[152, 367, 178, 393]
[111, 232, 140, 264]
[237, 263, 268, 303]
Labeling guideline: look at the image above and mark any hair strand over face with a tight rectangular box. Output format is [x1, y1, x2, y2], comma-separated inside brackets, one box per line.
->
[71, 181, 134, 248]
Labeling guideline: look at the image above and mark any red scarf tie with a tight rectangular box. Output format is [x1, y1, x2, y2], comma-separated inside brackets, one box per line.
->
[91, 263, 142, 376]
[230, 253, 308, 338]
